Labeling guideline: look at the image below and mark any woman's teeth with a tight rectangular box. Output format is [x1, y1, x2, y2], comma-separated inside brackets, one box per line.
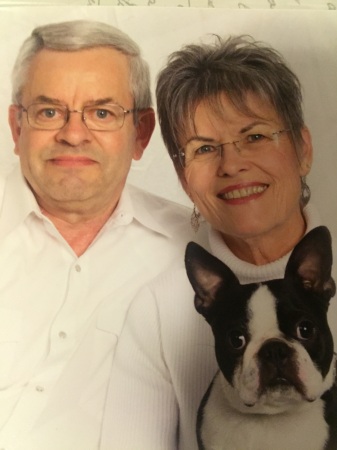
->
[222, 185, 267, 200]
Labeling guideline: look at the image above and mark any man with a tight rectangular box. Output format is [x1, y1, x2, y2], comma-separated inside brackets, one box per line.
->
[0, 20, 197, 449]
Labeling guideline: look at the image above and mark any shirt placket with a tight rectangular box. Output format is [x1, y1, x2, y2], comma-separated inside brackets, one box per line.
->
[0, 257, 89, 444]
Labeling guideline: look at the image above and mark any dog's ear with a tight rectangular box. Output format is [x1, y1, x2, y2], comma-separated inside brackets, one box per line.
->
[285, 226, 336, 302]
[185, 242, 240, 318]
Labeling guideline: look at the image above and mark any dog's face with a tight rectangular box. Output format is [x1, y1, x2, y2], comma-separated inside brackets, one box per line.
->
[185, 226, 336, 413]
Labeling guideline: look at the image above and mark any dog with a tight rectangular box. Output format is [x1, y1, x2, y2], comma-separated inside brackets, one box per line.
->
[185, 226, 337, 450]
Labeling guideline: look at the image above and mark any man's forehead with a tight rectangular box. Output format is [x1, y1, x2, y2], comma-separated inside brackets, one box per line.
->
[21, 46, 132, 105]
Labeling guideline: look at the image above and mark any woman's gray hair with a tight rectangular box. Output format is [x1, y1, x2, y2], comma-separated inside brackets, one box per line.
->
[11, 20, 152, 110]
[156, 35, 305, 180]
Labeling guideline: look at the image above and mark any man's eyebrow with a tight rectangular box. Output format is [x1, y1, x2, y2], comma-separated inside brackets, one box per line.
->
[84, 98, 117, 106]
[33, 95, 63, 104]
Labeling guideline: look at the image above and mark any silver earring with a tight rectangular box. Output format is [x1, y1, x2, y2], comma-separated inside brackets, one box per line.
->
[301, 176, 311, 207]
[191, 205, 201, 232]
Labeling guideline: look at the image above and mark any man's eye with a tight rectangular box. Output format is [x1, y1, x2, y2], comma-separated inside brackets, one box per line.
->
[95, 109, 110, 119]
[34, 107, 65, 121]
[38, 108, 58, 119]
[93, 108, 117, 120]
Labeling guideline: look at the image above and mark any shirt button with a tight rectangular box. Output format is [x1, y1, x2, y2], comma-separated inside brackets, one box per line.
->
[75, 264, 81, 272]
[36, 385, 45, 392]
[58, 331, 67, 339]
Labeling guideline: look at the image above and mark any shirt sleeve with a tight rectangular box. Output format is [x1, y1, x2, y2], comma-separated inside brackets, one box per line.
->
[100, 284, 178, 450]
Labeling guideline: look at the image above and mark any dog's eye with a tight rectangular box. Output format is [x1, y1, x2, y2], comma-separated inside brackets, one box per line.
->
[228, 330, 246, 350]
[296, 320, 316, 340]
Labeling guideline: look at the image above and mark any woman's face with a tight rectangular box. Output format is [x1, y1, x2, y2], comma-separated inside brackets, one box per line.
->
[182, 93, 312, 261]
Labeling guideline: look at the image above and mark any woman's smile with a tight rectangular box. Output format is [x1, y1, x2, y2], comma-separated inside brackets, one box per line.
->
[217, 183, 268, 202]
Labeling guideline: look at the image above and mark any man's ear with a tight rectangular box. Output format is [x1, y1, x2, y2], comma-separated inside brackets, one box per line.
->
[8, 105, 22, 155]
[133, 108, 155, 161]
[298, 126, 313, 176]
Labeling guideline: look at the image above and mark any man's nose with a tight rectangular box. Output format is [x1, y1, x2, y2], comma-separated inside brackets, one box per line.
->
[55, 110, 92, 146]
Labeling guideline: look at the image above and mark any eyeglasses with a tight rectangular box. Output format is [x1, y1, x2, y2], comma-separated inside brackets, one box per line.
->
[175, 129, 291, 168]
[19, 102, 136, 131]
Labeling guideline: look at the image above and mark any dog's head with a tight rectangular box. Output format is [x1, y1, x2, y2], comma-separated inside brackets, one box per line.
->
[185, 226, 336, 412]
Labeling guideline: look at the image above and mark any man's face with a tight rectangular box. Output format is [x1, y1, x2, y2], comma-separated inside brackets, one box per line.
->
[9, 47, 154, 217]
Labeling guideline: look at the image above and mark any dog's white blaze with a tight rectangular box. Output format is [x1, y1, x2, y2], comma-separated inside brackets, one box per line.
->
[247, 285, 280, 339]
[233, 285, 281, 406]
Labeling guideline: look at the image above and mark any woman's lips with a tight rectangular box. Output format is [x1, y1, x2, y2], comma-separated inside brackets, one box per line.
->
[218, 184, 268, 201]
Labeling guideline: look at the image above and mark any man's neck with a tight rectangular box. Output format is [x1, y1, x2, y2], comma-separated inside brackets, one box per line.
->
[40, 205, 116, 257]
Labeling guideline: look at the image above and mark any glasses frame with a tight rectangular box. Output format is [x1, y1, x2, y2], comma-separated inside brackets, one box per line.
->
[173, 128, 291, 168]
[19, 102, 136, 132]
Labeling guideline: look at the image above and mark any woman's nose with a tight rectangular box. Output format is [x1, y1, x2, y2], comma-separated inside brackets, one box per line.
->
[216, 142, 249, 177]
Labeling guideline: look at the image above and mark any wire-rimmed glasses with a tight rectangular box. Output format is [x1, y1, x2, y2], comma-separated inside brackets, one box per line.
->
[174, 129, 291, 168]
[19, 102, 136, 131]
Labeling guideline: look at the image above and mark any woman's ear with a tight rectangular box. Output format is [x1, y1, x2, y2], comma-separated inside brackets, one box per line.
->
[299, 126, 313, 176]
[132, 108, 156, 161]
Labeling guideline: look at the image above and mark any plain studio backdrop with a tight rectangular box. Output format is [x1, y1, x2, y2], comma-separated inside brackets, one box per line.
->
[0, 6, 336, 236]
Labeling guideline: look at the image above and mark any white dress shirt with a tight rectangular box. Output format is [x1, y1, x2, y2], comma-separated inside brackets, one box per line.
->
[0, 165, 196, 450]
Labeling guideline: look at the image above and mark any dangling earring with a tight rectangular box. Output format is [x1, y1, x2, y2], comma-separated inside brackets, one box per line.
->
[191, 204, 201, 232]
[301, 176, 311, 207]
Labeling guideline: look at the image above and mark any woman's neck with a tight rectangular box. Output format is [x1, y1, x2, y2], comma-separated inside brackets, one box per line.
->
[221, 214, 307, 266]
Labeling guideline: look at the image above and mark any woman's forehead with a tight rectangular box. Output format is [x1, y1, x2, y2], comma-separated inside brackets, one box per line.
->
[180, 92, 280, 141]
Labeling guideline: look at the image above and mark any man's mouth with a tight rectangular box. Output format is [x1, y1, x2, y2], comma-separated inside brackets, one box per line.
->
[219, 184, 268, 200]
[49, 156, 96, 166]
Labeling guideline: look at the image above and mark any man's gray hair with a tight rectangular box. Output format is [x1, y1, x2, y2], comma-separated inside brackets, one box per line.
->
[11, 20, 152, 109]
[156, 35, 305, 179]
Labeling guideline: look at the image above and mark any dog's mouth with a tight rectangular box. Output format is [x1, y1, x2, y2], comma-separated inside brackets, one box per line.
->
[259, 367, 307, 400]
[258, 341, 307, 399]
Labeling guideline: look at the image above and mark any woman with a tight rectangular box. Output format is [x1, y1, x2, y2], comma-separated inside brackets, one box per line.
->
[101, 36, 337, 449]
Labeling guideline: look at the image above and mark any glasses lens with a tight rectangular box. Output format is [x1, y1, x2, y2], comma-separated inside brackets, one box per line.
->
[27, 104, 67, 130]
[183, 143, 221, 167]
[84, 104, 126, 131]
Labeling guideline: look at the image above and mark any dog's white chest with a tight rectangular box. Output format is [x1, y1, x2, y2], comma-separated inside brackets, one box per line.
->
[200, 373, 329, 450]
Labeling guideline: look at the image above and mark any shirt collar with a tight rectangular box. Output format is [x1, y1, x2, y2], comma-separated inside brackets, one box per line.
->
[106, 184, 172, 238]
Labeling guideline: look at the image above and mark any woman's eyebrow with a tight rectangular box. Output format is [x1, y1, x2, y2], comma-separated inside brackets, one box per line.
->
[184, 120, 275, 146]
[239, 120, 272, 134]
[184, 136, 218, 146]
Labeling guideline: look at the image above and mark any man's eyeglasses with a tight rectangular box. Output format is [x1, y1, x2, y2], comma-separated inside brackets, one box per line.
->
[174, 129, 291, 168]
[19, 103, 136, 132]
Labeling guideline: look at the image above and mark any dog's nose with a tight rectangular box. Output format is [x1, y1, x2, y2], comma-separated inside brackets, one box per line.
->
[258, 339, 293, 367]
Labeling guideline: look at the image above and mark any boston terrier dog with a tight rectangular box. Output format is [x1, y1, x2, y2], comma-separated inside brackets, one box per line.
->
[185, 226, 337, 450]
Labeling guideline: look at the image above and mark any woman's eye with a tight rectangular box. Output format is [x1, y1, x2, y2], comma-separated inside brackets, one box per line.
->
[195, 145, 217, 155]
[246, 133, 266, 143]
